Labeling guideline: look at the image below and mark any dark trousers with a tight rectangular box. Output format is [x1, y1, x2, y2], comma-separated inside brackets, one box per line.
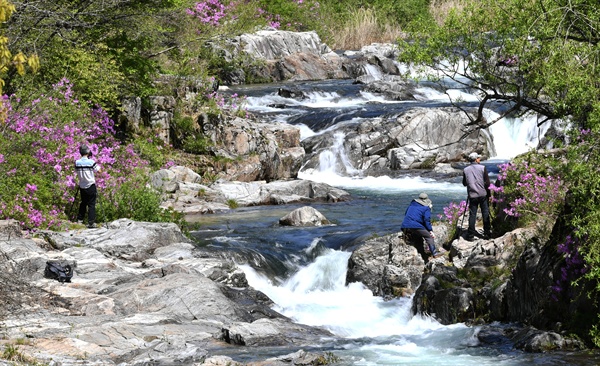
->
[403, 228, 436, 260]
[77, 184, 97, 225]
[468, 196, 491, 237]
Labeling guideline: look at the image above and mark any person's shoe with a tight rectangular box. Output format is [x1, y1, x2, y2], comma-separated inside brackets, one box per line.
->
[87, 223, 97, 229]
[76, 220, 84, 224]
[465, 235, 475, 242]
[483, 232, 492, 240]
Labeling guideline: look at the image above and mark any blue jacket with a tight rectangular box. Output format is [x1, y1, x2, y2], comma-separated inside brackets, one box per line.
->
[401, 200, 433, 231]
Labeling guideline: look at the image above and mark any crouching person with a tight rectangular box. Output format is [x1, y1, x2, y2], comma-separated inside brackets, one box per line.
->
[401, 193, 444, 261]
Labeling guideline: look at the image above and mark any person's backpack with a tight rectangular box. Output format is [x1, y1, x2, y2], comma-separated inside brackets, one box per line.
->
[44, 261, 73, 283]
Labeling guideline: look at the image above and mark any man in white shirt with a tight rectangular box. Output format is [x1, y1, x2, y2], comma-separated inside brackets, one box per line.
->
[75, 144, 100, 228]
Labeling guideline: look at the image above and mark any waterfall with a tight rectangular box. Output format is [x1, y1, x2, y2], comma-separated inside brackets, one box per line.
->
[309, 131, 360, 176]
[487, 110, 552, 159]
[363, 64, 384, 80]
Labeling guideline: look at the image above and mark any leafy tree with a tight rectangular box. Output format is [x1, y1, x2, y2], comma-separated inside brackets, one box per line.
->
[3, 0, 184, 108]
[398, 0, 600, 132]
[0, 0, 39, 93]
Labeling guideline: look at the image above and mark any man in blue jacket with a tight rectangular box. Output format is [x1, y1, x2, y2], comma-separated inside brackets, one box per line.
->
[401, 193, 443, 260]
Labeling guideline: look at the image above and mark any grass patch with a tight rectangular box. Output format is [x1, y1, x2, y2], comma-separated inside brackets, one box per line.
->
[332, 8, 403, 50]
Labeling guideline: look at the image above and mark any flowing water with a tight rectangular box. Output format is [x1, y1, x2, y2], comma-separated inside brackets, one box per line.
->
[189, 78, 597, 364]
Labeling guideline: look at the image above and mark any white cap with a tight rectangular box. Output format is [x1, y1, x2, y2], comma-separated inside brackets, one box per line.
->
[468, 152, 481, 161]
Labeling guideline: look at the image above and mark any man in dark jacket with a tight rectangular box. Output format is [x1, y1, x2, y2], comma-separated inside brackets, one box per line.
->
[462, 152, 491, 240]
[401, 193, 444, 260]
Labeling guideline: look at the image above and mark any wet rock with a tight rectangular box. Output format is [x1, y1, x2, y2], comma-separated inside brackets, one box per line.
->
[278, 87, 307, 100]
[211, 179, 351, 206]
[412, 265, 474, 324]
[509, 326, 586, 352]
[362, 76, 419, 100]
[346, 232, 426, 298]
[219, 318, 333, 347]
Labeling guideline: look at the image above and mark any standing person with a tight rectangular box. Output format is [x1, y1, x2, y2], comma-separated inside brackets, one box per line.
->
[401, 193, 444, 260]
[462, 152, 491, 240]
[75, 144, 100, 228]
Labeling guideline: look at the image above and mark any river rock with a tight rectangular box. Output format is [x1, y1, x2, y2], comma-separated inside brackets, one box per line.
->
[361, 75, 420, 100]
[156, 175, 350, 215]
[412, 264, 474, 324]
[412, 216, 599, 349]
[346, 232, 425, 298]
[219, 32, 407, 84]
[279, 206, 331, 227]
[346, 224, 451, 299]
[413, 228, 535, 324]
[0, 219, 336, 365]
[508, 326, 586, 352]
[210, 179, 350, 206]
[222, 28, 348, 83]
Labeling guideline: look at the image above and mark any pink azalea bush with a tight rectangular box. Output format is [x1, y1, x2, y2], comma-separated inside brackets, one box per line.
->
[0, 78, 179, 230]
[438, 199, 468, 238]
[186, 0, 231, 26]
[188, 0, 324, 33]
[438, 200, 468, 224]
[552, 233, 588, 301]
[489, 161, 567, 220]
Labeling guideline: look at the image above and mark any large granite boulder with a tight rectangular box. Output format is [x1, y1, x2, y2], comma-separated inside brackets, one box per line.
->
[346, 233, 425, 298]
[412, 228, 535, 325]
[346, 224, 451, 299]
[411, 219, 595, 351]
[222, 29, 348, 83]
[200, 115, 305, 182]
[212, 179, 351, 205]
[412, 264, 474, 324]
[153, 172, 351, 215]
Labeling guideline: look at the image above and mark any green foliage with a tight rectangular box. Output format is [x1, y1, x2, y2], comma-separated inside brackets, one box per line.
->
[314, 351, 341, 365]
[182, 135, 213, 154]
[226, 199, 238, 209]
[562, 130, 600, 297]
[11, 43, 126, 109]
[3, 0, 181, 109]
[321, 0, 430, 30]
[131, 134, 171, 171]
[99, 177, 185, 226]
[1, 344, 38, 364]
[256, 0, 330, 33]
